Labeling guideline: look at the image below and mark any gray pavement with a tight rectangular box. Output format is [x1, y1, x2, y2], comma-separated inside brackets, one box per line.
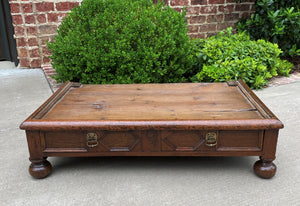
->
[0, 67, 299, 205]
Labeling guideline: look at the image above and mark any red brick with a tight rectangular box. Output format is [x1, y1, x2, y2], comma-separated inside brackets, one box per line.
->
[200, 24, 217, 32]
[235, 4, 250, 11]
[47, 13, 67, 23]
[19, 58, 30, 68]
[56, 2, 79, 11]
[170, 0, 189, 6]
[200, 6, 217, 14]
[17, 47, 28, 58]
[12, 15, 23, 24]
[209, 0, 224, 4]
[241, 12, 252, 19]
[187, 25, 199, 33]
[189, 16, 206, 24]
[42, 46, 51, 56]
[189, 33, 206, 39]
[35, 2, 54, 12]
[30, 59, 41, 68]
[14, 26, 25, 36]
[218, 5, 235, 13]
[9, 3, 20, 13]
[16, 38, 26, 47]
[207, 14, 223, 23]
[28, 38, 38, 46]
[191, 0, 207, 5]
[27, 26, 37, 36]
[224, 13, 239, 21]
[21, 3, 32, 13]
[29, 48, 40, 58]
[37, 14, 46, 23]
[173, 8, 182, 12]
[24, 15, 35, 24]
[43, 56, 51, 65]
[185, 7, 200, 15]
[43, 57, 51, 64]
[207, 32, 218, 37]
[217, 22, 237, 31]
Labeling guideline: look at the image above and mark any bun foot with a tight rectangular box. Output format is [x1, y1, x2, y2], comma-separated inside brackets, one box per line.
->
[29, 159, 52, 179]
[253, 160, 276, 179]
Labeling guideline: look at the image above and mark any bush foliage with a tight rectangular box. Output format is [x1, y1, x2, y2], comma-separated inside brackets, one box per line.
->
[48, 0, 193, 84]
[191, 28, 293, 89]
[238, 0, 300, 57]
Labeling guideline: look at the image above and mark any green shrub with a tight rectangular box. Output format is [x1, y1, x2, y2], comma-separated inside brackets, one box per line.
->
[47, 0, 193, 84]
[237, 0, 300, 57]
[191, 28, 293, 89]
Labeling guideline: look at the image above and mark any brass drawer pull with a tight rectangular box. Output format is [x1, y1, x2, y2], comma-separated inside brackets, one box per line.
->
[206, 132, 217, 147]
[87, 133, 98, 148]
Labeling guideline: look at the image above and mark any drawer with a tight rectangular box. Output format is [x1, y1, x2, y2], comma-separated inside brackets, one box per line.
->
[217, 130, 263, 151]
[161, 130, 216, 152]
[43, 131, 142, 152]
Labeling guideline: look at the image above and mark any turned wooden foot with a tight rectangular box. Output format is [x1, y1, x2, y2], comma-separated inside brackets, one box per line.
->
[29, 159, 52, 179]
[253, 159, 276, 179]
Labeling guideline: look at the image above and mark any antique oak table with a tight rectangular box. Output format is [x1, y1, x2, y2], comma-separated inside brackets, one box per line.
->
[20, 80, 283, 179]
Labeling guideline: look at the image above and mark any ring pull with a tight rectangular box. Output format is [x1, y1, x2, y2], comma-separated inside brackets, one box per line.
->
[87, 133, 98, 148]
[206, 132, 217, 147]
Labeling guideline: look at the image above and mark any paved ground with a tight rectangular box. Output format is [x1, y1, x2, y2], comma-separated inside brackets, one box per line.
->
[0, 67, 299, 206]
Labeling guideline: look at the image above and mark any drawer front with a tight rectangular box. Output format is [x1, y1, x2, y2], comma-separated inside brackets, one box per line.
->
[161, 130, 217, 152]
[217, 130, 263, 151]
[43, 131, 142, 152]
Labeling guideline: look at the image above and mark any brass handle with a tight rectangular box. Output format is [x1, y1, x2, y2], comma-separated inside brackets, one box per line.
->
[206, 132, 217, 147]
[87, 133, 98, 148]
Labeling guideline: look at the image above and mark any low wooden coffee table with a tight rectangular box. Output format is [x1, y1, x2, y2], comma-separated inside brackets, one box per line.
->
[20, 80, 283, 179]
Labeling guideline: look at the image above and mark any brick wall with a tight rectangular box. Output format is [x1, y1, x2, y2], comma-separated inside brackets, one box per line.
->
[9, 0, 254, 68]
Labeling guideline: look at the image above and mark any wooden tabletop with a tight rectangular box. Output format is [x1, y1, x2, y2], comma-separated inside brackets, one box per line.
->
[20, 80, 283, 130]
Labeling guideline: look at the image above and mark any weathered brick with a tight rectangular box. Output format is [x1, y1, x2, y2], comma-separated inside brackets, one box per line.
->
[207, 14, 223, 23]
[218, 5, 235, 13]
[200, 24, 217, 32]
[14, 26, 25, 36]
[217, 22, 237, 31]
[191, 0, 207, 5]
[35, 2, 54, 12]
[28, 38, 38, 46]
[37, 14, 46, 23]
[27, 26, 37, 36]
[185, 7, 200, 15]
[16, 38, 26, 47]
[12, 15, 23, 24]
[224, 13, 239, 21]
[10, 3, 20, 13]
[235, 4, 250, 11]
[187, 25, 199, 33]
[170, 0, 189, 6]
[42, 46, 51, 56]
[30, 59, 41, 68]
[48, 13, 67, 23]
[19, 58, 30, 68]
[25, 15, 35, 24]
[189, 33, 206, 39]
[209, 0, 224, 4]
[189, 16, 206, 24]
[56, 2, 79, 11]
[38, 25, 57, 35]
[21, 3, 32, 13]
[17, 47, 28, 58]
[43, 56, 51, 65]
[29, 48, 40, 58]
[200, 6, 217, 14]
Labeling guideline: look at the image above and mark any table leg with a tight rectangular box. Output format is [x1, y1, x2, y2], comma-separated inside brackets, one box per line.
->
[29, 158, 52, 179]
[26, 131, 52, 178]
[253, 130, 278, 179]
